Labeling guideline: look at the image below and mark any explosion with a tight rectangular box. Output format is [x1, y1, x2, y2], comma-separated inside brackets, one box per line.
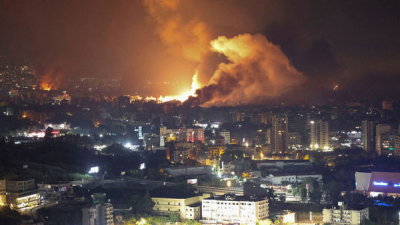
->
[196, 34, 305, 106]
[142, 0, 305, 106]
[159, 71, 200, 102]
[40, 82, 56, 91]
[135, 71, 200, 103]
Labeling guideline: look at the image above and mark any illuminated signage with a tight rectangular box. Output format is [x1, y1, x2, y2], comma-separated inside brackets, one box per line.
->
[394, 184, 400, 187]
[373, 181, 388, 186]
[89, 166, 99, 174]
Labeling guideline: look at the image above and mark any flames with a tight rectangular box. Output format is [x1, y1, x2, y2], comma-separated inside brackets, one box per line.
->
[40, 82, 57, 91]
[134, 71, 201, 103]
[142, 0, 305, 106]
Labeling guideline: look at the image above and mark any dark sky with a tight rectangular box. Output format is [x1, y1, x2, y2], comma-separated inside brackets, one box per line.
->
[1, 0, 399, 101]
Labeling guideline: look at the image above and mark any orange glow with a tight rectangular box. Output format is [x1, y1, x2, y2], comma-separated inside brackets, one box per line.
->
[132, 71, 201, 103]
[158, 71, 200, 102]
[40, 81, 58, 91]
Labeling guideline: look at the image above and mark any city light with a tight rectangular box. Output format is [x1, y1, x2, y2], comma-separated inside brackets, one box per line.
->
[373, 181, 388, 186]
[89, 166, 99, 174]
[137, 218, 147, 225]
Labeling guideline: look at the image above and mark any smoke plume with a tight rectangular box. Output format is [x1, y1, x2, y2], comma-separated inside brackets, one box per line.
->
[143, 0, 211, 62]
[144, 0, 305, 106]
[196, 34, 305, 106]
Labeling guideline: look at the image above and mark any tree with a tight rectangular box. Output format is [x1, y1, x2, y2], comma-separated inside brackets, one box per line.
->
[129, 191, 154, 214]
[169, 213, 180, 223]
[278, 195, 286, 202]
[325, 180, 341, 205]
[257, 219, 273, 225]
[309, 189, 322, 204]
[266, 188, 275, 202]
[102, 143, 128, 156]
[301, 188, 307, 202]
[183, 220, 201, 225]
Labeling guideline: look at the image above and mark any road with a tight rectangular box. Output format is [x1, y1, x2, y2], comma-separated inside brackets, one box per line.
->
[20, 201, 59, 220]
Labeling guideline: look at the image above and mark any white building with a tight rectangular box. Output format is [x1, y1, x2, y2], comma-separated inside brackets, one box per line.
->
[152, 194, 210, 220]
[202, 194, 269, 225]
[310, 120, 329, 150]
[261, 173, 322, 185]
[82, 203, 114, 225]
[219, 131, 231, 145]
[323, 203, 369, 225]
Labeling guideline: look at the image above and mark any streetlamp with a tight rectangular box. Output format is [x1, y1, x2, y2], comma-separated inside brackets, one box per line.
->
[227, 180, 231, 188]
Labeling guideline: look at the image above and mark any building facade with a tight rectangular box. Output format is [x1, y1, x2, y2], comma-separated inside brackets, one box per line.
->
[82, 203, 114, 225]
[219, 131, 231, 145]
[0, 179, 40, 208]
[271, 115, 288, 153]
[152, 195, 209, 220]
[323, 204, 369, 225]
[310, 120, 329, 150]
[202, 194, 269, 225]
[375, 124, 393, 155]
[361, 120, 378, 153]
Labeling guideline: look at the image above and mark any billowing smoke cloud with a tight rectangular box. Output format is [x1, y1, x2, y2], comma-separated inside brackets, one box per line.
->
[143, 0, 211, 62]
[143, 0, 305, 106]
[196, 34, 305, 106]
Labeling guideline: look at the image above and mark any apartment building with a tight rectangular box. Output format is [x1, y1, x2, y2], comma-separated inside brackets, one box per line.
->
[202, 194, 269, 225]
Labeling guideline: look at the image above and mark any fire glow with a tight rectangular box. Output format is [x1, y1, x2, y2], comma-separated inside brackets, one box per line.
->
[134, 71, 201, 103]
[40, 82, 56, 91]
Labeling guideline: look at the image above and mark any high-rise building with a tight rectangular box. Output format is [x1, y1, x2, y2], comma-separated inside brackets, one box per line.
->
[219, 130, 231, 145]
[375, 124, 392, 155]
[361, 120, 379, 153]
[271, 115, 288, 153]
[82, 203, 114, 225]
[310, 120, 329, 150]
[395, 136, 400, 157]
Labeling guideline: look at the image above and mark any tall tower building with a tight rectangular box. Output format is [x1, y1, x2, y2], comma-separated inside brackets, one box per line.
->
[361, 120, 379, 153]
[271, 114, 288, 153]
[375, 124, 392, 155]
[395, 135, 400, 157]
[310, 120, 329, 150]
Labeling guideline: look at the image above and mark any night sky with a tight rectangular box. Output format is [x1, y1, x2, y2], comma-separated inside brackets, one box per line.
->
[1, 0, 399, 103]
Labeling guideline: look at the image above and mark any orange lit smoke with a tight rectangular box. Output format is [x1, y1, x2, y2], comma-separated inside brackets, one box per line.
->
[143, 0, 211, 62]
[196, 34, 305, 106]
[40, 82, 57, 91]
[39, 73, 57, 91]
[132, 71, 200, 103]
[142, 0, 305, 106]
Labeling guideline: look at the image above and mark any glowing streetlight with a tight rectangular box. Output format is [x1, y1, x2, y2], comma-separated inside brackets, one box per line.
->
[227, 180, 231, 187]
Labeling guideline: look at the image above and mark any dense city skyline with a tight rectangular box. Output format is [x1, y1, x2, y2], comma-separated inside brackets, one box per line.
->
[2, 3, 400, 223]
[1, 0, 400, 105]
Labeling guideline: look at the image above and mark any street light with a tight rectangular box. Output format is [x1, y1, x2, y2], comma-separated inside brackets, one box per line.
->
[227, 180, 231, 188]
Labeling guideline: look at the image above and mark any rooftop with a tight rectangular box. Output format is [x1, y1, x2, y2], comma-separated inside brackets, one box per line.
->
[204, 194, 268, 202]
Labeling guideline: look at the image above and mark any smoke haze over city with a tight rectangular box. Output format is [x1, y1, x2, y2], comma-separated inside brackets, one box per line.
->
[1, 0, 400, 104]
